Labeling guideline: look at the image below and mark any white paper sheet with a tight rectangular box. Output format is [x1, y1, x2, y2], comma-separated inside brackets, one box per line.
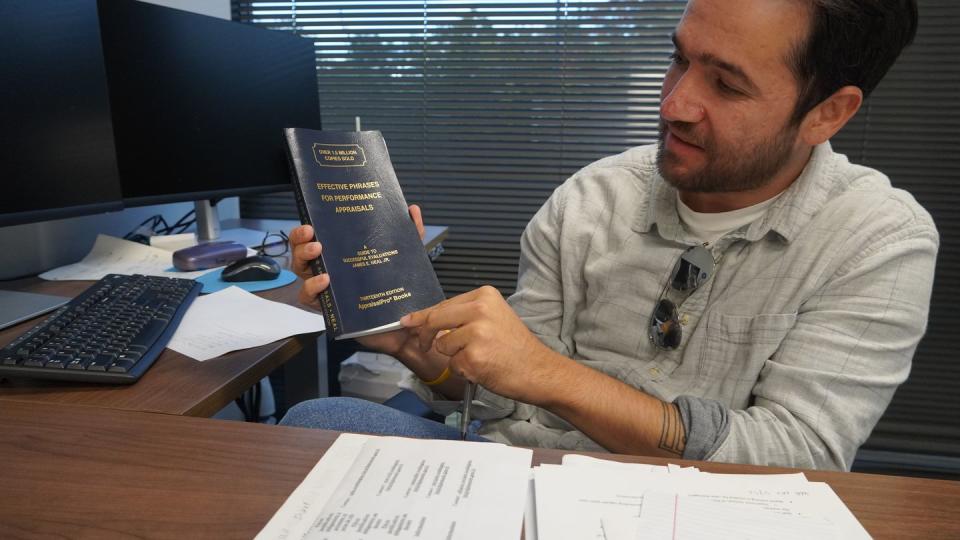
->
[166, 286, 325, 361]
[256, 433, 372, 540]
[257, 434, 369, 540]
[534, 464, 651, 540]
[560, 454, 669, 472]
[536, 461, 813, 540]
[633, 481, 869, 540]
[560, 454, 699, 475]
[39, 234, 216, 281]
[258, 433, 533, 540]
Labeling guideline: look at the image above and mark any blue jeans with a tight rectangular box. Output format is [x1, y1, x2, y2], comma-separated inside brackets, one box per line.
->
[279, 397, 489, 442]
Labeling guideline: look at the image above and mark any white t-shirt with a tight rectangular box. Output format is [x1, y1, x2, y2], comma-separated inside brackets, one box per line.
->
[677, 193, 783, 244]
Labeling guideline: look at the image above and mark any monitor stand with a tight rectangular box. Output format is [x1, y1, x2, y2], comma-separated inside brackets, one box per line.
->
[194, 199, 221, 241]
[192, 199, 266, 248]
[0, 289, 69, 331]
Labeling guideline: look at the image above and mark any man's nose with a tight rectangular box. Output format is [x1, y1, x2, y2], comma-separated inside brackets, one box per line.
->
[661, 75, 705, 124]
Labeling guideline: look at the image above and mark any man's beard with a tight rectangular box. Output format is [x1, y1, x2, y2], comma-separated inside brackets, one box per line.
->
[656, 119, 798, 193]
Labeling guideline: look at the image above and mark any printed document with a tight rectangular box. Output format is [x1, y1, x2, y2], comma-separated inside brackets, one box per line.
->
[258, 433, 532, 540]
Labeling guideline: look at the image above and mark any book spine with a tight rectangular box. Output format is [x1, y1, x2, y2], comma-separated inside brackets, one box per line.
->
[286, 135, 343, 336]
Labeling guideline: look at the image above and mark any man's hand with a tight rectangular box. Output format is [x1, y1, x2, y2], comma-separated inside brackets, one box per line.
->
[402, 285, 688, 457]
[289, 222, 329, 312]
[400, 285, 560, 405]
[289, 204, 427, 356]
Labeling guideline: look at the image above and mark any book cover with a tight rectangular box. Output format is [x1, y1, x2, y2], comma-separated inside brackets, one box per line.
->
[285, 128, 445, 339]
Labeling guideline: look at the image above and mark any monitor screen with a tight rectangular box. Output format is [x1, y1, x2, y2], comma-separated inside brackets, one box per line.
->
[0, 0, 124, 228]
[98, 0, 322, 207]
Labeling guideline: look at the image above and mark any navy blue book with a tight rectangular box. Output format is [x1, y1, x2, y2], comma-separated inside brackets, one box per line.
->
[285, 128, 446, 339]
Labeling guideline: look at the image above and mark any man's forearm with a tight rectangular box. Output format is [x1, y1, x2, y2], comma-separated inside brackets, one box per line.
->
[529, 352, 687, 457]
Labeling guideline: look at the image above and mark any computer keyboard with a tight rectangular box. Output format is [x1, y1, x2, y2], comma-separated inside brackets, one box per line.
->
[0, 274, 201, 384]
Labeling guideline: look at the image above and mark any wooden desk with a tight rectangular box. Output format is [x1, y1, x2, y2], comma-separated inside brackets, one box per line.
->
[2, 401, 958, 539]
[0, 222, 448, 415]
[0, 277, 309, 417]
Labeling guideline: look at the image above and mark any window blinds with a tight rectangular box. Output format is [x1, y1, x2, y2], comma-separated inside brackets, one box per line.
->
[830, 4, 960, 463]
[233, 0, 960, 466]
[233, 0, 685, 295]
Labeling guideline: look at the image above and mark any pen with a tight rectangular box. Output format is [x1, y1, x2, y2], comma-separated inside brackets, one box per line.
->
[460, 381, 476, 440]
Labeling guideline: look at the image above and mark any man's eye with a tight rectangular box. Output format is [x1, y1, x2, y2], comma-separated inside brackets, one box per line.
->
[716, 79, 742, 95]
[669, 51, 687, 65]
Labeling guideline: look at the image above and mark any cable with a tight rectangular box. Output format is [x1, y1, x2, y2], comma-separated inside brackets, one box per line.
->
[123, 214, 170, 244]
[157, 209, 196, 236]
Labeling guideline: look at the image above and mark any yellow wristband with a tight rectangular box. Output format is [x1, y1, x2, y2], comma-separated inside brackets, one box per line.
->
[421, 367, 451, 386]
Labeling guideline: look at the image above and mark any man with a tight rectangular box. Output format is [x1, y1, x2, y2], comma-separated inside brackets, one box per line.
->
[284, 0, 936, 471]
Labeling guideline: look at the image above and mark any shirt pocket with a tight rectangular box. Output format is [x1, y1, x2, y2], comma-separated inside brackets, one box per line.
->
[697, 311, 797, 406]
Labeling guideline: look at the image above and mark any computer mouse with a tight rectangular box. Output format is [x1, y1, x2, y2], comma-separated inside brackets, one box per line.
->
[220, 255, 281, 282]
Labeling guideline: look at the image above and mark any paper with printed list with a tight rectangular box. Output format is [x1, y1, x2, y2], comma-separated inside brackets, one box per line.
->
[256, 433, 532, 540]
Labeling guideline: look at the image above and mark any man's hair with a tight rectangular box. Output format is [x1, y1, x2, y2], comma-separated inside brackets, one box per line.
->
[788, 0, 918, 124]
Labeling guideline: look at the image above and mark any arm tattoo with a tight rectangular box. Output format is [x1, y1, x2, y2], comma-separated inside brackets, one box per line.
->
[658, 402, 687, 456]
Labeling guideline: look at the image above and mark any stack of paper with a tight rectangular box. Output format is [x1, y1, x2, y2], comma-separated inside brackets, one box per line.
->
[258, 433, 533, 540]
[39, 234, 223, 281]
[527, 455, 870, 540]
[261, 436, 869, 540]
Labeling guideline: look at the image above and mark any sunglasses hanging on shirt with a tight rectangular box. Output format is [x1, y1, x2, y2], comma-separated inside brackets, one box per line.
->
[648, 244, 716, 350]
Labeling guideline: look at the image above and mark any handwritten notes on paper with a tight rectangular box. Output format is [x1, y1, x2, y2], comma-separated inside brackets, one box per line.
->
[257, 433, 532, 540]
[166, 286, 325, 361]
[39, 234, 217, 281]
[529, 456, 869, 540]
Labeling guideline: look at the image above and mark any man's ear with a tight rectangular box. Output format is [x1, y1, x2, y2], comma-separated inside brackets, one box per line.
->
[799, 85, 863, 145]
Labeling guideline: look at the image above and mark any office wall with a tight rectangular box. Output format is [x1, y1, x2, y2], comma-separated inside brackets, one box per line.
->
[0, 0, 235, 280]
[142, 0, 229, 19]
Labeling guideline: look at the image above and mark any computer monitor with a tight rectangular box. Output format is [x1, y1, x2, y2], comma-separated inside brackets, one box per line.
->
[97, 0, 322, 239]
[0, 0, 124, 228]
[0, 0, 124, 329]
[0, 0, 322, 328]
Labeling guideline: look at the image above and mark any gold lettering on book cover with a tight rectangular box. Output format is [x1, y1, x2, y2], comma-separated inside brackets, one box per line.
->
[343, 246, 400, 268]
[314, 179, 382, 214]
[357, 287, 413, 311]
[312, 144, 367, 167]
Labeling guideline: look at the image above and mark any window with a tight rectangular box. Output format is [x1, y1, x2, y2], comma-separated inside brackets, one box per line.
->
[829, 5, 960, 471]
[234, 0, 685, 295]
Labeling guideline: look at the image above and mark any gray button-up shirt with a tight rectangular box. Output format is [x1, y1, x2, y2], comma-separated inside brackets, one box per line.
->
[405, 142, 938, 471]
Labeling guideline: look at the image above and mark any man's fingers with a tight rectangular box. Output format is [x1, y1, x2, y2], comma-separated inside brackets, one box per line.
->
[408, 204, 425, 240]
[413, 303, 479, 352]
[421, 287, 492, 316]
[298, 289, 322, 310]
[435, 328, 469, 362]
[400, 286, 493, 329]
[291, 239, 322, 278]
[298, 273, 330, 308]
[289, 224, 318, 277]
[289, 224, 314, 245]
[400, 295, 464, 329]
